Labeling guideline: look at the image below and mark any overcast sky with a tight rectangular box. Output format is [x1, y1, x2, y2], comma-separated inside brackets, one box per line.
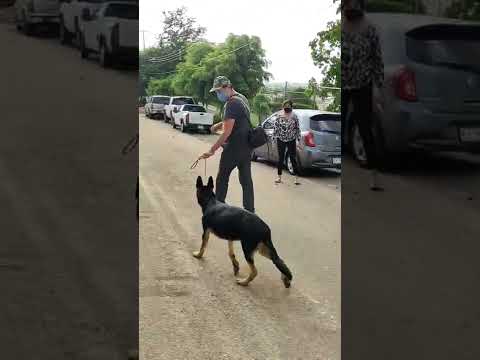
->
[140, 0, 339, 84]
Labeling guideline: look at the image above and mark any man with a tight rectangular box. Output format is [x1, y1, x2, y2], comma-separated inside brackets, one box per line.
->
[200, 76, 255, 213]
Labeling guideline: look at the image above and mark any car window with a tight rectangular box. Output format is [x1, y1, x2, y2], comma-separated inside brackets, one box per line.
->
[104, 4, 138, 19]
[262, 116, 275, 129]
[406, 25, 480, 72]
[153, 97, 169, 104]
[183, 105, 206, 112]
[310, 113, 341, 133]
[172, 98, 195, 105]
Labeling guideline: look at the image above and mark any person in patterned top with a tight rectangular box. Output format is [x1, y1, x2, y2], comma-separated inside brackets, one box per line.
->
[273, 99, 301, 185]
[341, 0, 385, 191]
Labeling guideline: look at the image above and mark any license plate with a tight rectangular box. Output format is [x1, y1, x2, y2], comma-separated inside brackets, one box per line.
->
[332, 157, 341, 165]
[459, 127, 480, 142]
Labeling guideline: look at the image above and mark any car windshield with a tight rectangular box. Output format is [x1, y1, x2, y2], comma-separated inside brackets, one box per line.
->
[153, 97, 169, 104]
[310, 113, 341, 133]
[406, 25, 480, 73]
[104, 4, 139, 19]
[173, 98, 194, 105]
[183, 105, 206, 112]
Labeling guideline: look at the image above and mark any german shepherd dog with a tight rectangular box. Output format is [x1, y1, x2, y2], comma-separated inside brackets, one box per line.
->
[194, 176, 293, 287]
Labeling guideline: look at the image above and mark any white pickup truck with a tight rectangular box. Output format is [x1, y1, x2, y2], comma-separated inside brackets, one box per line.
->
[15, 0, 60, 35]
[59, 0, 103, 45]
[79, 1, 138, 67]
[164, 96, 195, 123]
[172, 104, 214, 133]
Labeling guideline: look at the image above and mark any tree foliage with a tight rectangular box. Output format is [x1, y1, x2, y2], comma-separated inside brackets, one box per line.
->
[139, 7, 206, 97]
[445, 0, 480, 20]
[309, 19, 340, 112]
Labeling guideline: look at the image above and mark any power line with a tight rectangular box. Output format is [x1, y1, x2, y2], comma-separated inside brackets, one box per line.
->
[143, 42, 252, 78]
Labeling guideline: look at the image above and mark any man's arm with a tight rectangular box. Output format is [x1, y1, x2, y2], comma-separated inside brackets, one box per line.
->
[210, 119, 235, 153]
[210, 122, 223, 134]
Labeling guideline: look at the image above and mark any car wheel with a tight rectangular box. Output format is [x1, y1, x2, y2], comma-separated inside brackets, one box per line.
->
[350, 122, 369, 167]
[59, 18, 71, 45]
[99, 42, 112, 68]
[80, 34, 89, 59]
[172, 119, 176, 128]
[181, 121, 187, 133]
[286, 154, 305, 176]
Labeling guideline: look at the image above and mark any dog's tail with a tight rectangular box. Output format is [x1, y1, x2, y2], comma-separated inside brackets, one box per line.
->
[263, 234, 292, 282]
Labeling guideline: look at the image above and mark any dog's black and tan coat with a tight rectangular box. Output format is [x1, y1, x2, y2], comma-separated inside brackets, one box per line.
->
[194, 176, 293, 287]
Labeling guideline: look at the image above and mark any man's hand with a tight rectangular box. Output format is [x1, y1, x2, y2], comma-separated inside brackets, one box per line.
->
[200, 150, 215, 159]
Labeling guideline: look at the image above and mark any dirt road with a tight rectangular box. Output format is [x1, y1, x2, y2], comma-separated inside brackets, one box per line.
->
[139, 115, 341, 360]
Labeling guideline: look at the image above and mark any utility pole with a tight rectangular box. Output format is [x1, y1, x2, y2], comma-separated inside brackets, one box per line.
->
[283, 81, 288, 101]
[140, 30, 147, 51]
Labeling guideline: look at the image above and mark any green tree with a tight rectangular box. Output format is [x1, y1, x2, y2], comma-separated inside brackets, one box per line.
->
[139, 7, 206, 94]
[252, 94, 271, 125]
[305, 77, 319, 110]
[309, 19, 341, 112]
[171, 42, 216, 105]
[199, 34, 272, 109]
[147, 76, 175, 96]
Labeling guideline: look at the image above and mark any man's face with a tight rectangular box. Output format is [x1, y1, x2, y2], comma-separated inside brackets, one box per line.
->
[215, 87, 230, 102]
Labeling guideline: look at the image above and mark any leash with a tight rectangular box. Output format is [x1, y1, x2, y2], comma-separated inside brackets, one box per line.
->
[122, 133, 139, 155]
[190, 157, 207, 177]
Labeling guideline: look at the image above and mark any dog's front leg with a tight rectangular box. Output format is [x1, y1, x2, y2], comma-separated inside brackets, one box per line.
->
[193, 229, 210, 259]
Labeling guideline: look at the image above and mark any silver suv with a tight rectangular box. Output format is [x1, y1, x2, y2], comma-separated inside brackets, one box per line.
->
[253, 109, 341, 174]
[345, 13, 480, 167]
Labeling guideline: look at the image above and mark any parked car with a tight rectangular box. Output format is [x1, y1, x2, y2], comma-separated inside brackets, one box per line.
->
[59, 0, 103, 45]
[172, 104, 213, 133]
[145, 95, 169, 119]
[253, 109, 341, 175]
[79, 1, 138, 67]
[345, 13, 480, 167]
[164, 96, 195, 123]
[15, 0, 60, 35]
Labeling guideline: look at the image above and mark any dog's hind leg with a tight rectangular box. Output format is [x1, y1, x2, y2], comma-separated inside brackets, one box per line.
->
[236, 241, 258, 286]
[193, 228, 210, 259]
[228, 241, 240, 276]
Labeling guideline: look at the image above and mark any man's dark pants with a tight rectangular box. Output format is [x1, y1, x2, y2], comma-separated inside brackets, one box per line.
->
[215, 149, 255, 213]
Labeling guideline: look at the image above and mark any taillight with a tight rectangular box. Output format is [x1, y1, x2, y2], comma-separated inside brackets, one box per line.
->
[185, 113, 190, 124]
[304, 131, 316, 147]
[394, 67, 417, 102]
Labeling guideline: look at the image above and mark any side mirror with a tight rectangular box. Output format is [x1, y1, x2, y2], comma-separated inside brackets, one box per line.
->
[81, 8, 91, 21]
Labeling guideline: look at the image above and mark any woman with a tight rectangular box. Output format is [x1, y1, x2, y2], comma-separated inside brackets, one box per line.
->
[273, 100, 301, 185]
[341, 0, 384, 191]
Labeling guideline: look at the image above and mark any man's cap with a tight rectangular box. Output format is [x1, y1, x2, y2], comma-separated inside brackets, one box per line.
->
[209, 76, 231, 92]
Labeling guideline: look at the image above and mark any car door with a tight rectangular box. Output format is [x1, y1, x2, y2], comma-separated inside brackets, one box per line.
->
[255, 115, 276, 161]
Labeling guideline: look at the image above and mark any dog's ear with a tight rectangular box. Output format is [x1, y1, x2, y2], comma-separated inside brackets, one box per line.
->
[196, 176, 203, 189]
[207, 176, 214, 190]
